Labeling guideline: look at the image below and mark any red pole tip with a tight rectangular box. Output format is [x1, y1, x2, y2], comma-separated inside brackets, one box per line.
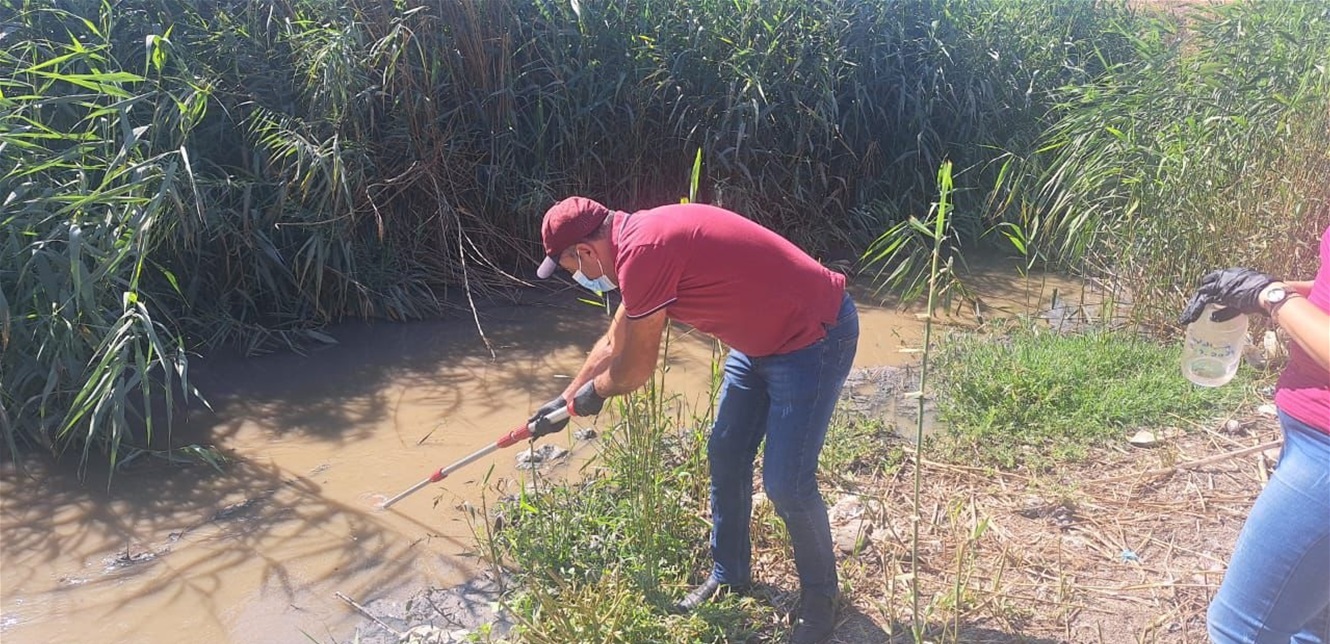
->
[428, 469, 447, 483]
[496, 425, 532, 448]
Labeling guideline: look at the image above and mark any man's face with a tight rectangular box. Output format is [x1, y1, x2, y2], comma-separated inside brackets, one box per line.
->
[558, 244, 606, 279]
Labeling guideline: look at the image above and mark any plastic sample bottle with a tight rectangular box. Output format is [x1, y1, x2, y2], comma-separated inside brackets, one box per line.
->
[1182, 304, 1249, 387]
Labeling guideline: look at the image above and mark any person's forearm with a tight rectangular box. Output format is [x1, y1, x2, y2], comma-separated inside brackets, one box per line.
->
[1269, 287, 1330, 372]
[590, 308, 668, 398]
[563, 305, 631, 398]
[564, 333, 614, 399]
[595, 347, 654, 397]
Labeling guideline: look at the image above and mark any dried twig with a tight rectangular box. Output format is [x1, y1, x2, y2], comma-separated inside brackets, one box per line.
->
[417, 423, 441, 446]
[336, 591, 402, 638]
[432, 176, 496, 361]
[1085, 440, 1282, 486]
[917, 456, 1031, 482]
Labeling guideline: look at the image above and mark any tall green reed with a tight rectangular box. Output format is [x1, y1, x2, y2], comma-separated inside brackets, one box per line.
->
[3, 0, 1155, 467]
[992, 1, 1330, 329]
[2, 3, 207, 471]
[870, 161, 964, 641]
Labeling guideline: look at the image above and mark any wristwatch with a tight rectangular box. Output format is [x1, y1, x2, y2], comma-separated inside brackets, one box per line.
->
[1261, 283, 1289, 311]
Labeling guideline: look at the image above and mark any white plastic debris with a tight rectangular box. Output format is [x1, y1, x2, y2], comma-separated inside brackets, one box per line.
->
[829, 495, 872, 554]
[516, 444, 569, 469]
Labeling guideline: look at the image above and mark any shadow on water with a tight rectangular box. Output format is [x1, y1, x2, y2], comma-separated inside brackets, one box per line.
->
[0, 287, 633, 643]
[0, 438, 517, 636]
[186, 289, 619, 446]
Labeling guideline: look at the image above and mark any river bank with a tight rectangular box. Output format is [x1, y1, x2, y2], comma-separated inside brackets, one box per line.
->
[343, 379, 1278, 644]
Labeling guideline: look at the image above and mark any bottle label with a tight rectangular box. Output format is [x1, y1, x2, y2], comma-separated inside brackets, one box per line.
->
[1185, 334, 1239, 359]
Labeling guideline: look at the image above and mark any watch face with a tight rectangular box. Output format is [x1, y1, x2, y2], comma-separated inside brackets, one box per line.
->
[1266, 286, 1288, 304]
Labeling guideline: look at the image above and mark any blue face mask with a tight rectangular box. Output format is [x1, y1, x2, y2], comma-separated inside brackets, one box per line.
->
[573, 255, 617, 295]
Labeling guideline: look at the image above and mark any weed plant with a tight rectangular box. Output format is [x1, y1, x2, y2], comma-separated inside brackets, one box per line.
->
[485, 340, 766, 643]
[819, 415, 905, 488]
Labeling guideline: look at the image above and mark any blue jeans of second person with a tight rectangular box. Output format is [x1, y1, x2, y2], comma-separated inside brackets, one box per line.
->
[707, 293, 859, 600]
[1208, 411, 1330, 644]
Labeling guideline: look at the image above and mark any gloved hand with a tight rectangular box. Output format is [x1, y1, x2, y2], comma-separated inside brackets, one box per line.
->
[528, 395, 569, 438]
[569, 379, 606, 417]
[1179, 268, 1277, 325]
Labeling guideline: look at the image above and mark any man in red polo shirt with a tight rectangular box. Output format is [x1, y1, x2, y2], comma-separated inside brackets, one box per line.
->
[529, 196, 859, 644]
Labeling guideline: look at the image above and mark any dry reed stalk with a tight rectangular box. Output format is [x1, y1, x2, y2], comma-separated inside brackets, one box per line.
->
[1085, 440, 1282, 486]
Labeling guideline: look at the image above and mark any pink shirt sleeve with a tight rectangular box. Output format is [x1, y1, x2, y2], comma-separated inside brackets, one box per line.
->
[618, 242, 682, 319]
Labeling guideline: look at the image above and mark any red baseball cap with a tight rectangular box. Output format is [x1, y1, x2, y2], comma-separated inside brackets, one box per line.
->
[536, 196, 610, 278]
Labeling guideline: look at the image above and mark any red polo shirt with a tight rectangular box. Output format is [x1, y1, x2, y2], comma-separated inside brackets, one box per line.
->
[613, 203, 846, 357]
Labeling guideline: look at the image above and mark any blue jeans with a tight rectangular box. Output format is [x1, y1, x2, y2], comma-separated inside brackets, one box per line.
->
[1208, 411, 1330, 644]
[707, 293, 859, 599]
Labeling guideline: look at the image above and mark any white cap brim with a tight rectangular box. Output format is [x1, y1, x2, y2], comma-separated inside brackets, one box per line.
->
[536, 256, 558, 279]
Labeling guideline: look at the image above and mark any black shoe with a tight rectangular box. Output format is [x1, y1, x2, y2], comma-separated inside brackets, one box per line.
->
[790, 592, 837, 644]
[672, 576, 752, 613]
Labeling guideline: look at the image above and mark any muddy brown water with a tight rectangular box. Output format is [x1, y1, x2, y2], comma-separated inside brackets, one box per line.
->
[0, 267, 1107, 644]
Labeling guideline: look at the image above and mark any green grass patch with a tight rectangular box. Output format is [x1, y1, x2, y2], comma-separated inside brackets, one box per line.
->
[820, 415, 907, 486]
[491, 476, 758, 644]
[502, 567, 757, 644]
[484, 372, 772, 643]
[930, 326, 1252, 469]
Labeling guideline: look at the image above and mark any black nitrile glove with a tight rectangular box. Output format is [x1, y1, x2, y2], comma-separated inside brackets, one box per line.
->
[569, 380, 606, 417]
[528, 395, 569, 438]
[1179, 268, 1277, 325]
